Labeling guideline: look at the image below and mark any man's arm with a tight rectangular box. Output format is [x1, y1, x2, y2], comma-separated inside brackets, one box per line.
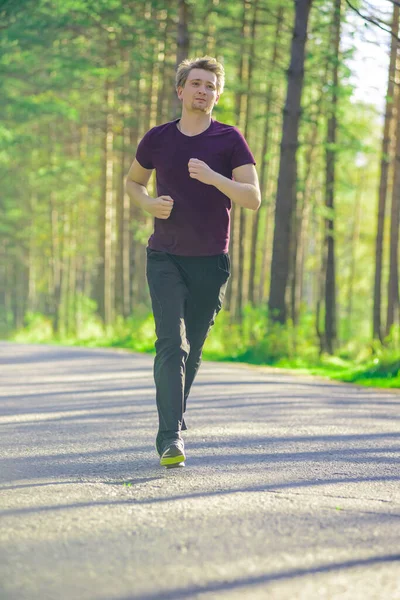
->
[188, 159, 261, 211]
[125, 159, 174, 220]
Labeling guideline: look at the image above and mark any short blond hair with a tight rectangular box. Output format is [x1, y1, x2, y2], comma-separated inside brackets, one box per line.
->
[175, 56, 225, 94]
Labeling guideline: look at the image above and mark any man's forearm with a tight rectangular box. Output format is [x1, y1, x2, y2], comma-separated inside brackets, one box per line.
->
[125, 179, 175, 220]
[125, 179, 152, 213]
[212, 173, 261, 210]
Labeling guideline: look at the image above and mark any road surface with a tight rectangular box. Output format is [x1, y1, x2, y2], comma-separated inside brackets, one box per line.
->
[0, 342, 399, 599]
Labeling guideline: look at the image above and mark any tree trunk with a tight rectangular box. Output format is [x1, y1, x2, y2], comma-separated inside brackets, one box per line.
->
[226, 0, 247, 317]
[129, 73, 141, 313]
[248, 5, 284, 307]
[345, 168, 363, 340]
[115, 46, 132, 319]
[104, 83, 115, 328]
[315, 184, 326, 354]
[236, 0, 258, 318]
[67, 203, 78, 336]
[156, 8, 170, 124]
[59, 210, 70, 336]
[95, 35, 116, 327]
[0, 241, 11, 332]
[323, 0, 341, 355]
[374, 3, 399, 340]
[27, 193, 37, 314]
[259, 122, 282, 304]
[268, 0, 313, 324]
[13, 257, 26, 330]
[50, 192, 62, 334]
[291, 57, 329, 325]
[171, 0, 190, 119]
[122, 128, 131, 318]
[386, 62, 400, 337]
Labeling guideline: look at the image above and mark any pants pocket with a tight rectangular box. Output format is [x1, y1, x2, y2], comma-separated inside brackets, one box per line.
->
[217, 253, 230, 274]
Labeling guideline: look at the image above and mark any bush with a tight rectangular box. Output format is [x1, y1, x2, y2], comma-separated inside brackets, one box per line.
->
[205, 305, 320, 365]
[13, 312, 53, 343]
[109, 313, 156, 353]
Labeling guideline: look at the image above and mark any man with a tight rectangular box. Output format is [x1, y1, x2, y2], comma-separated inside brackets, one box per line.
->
[125, 56, 260, 468]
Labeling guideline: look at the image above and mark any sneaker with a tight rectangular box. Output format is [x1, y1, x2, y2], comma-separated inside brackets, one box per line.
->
[155, 432, 174, 457]
[160, 439, 186, 467]
[156, 420, 187, 456]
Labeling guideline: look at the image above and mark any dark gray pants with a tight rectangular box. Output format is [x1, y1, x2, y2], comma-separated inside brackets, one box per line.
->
[146, 248, 230, 450]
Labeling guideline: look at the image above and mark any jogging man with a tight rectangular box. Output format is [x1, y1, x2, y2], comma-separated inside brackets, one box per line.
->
[125, 56, 260, 468]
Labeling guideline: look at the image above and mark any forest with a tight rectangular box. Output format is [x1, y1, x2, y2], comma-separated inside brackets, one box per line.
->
[1, 0, 399, 387]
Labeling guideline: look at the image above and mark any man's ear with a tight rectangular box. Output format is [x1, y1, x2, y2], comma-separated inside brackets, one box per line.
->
[214, 93, 220, 104]
[177, 86, 183, 100]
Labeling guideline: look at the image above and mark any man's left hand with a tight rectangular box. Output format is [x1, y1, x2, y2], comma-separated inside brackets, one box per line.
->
[188, 158, 218, 186]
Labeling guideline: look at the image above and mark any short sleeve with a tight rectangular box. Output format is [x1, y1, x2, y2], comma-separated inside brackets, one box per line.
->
[135, 129, 155, 170]
[231, 128, 256, 170]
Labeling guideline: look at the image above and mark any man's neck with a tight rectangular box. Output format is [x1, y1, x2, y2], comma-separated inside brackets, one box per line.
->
[177, 113, 212, 137]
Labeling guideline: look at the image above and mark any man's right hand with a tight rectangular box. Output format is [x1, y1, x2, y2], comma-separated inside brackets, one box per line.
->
[145, 196, 174, 219]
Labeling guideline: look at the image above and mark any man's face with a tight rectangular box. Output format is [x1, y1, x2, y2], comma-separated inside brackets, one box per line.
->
[177, 68, 220, 114]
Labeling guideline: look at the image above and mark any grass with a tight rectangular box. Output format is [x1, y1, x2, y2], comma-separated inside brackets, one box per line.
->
[6, 309, 400, 390]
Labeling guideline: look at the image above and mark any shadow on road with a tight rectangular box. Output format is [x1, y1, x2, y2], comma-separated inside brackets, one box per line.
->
[112, 553, 400, 600]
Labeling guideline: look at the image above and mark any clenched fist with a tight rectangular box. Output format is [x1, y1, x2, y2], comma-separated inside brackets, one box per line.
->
[146, 195, 174, 219]
[188, 158, 218, 185]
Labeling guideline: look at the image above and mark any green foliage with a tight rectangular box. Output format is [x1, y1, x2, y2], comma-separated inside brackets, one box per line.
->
[204, 306, 319, 365]
[10, 306, 400, 388]
[0, 0, 394, 394]
[13, 312, 54, 343]
[108, 314, 156, 353]
[11, 300, 156, 353]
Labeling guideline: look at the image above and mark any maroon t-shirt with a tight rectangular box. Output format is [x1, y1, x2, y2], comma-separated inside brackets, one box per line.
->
[135, 118, 256, 256]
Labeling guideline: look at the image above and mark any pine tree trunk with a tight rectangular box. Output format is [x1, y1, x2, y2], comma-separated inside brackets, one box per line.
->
[97, 95, 107, 321]
[259, 123, 282, 304]
[76, 122, 89, 333]
[129, 74, 141, 313]
[115, 47, 131, 319]
[345, 169, 362, 339]
[171, 0, 189, 119]
[104, 84, 115, 328]
[323, 0, 341, 355]
[226, 2, 247, 316]
[156, 8, 170, 124]
[27, 193, 37, 314]
[60, 210, 70, 336]
[315, 184, 327, 354]
[50, 192, 62, 334]
[291, 56, 329, 325]
[67, 204, 78, 336]
[268, 0, 312, 324]
[386, 64, 400, 337]
[249, 5, 284, 307]
[374, 3, 399, 340]
[96, 36, 116, 328]
[236, 0, 257, 318]
[122, 125, 131, 318]
[13, 258, 26, 330]
[0, 241, 10, 331]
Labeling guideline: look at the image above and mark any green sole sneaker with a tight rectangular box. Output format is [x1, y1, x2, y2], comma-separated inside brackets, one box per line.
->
[160, 442, 186, 467]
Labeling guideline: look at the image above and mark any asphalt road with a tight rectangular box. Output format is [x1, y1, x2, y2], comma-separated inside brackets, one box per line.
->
[0, 341, 399, 600]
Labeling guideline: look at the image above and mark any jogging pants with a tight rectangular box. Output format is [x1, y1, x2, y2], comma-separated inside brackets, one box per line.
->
[146, 247, 230, 448]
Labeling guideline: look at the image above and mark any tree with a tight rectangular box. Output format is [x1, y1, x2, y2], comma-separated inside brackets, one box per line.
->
[374, 2, 399, 341]
[268, 0, 313, 324]
[323, 0, 341, 354]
